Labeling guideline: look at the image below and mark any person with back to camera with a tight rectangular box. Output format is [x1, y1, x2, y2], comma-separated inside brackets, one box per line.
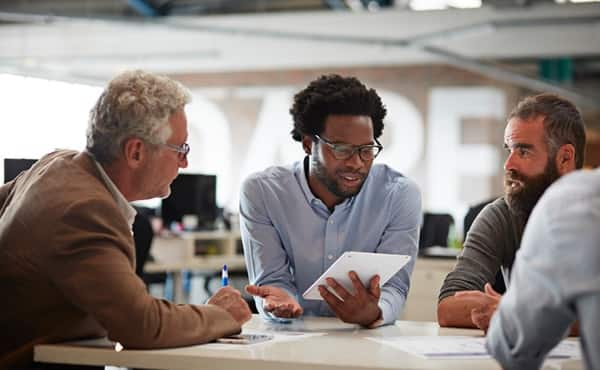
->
[487, 167, 600, 370]
[0, 70, 252, 369]
[240, 74, 421, 328]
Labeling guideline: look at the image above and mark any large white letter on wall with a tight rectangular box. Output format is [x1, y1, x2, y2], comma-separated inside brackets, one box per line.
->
[377, 91, 424, 173]
[238, 88, 300, 182]
[427, 87, 506, 221]
[186, 94, 233, 207]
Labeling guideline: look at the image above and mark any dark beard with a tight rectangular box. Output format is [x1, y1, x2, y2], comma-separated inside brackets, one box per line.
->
[504, 159, 560, 219]
[311, 155, 366, 200]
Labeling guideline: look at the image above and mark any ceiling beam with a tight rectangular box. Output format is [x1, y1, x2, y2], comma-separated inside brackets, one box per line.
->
[161, 13, 600, 108]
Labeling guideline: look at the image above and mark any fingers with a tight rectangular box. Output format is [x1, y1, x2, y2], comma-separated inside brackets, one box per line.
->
[207, 287, 252, 325]
[254, 287, 302, 319]
[368, 274, 381, 298]
[470, 308, 491, 331]
[207, 286, 241, 305]
[264, 301, 303, 318]
[237, 304, 253, 324]
[319, 279, 381, 326]
[245, 285, 265, 297]
[470, 308, 483, 328]
[293, 304, 303, 317]
[324, 277, 352, 301]
[263, 301, 287, 312]
[245, 284, 269, 298]
[484, 283, 502, 298]
[319, 285, 344, 317]
[349, 271, 366, 296]
[269, 304, 295, 318]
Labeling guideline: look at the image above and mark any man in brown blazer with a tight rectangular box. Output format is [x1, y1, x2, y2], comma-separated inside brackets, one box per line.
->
[0, 70, 252, 369]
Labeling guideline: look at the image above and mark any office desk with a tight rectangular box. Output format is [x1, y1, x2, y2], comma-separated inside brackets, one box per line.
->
[34, 316, 582, 370]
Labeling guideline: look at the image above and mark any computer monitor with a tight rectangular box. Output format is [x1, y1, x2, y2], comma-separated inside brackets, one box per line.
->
[4, 158, 37, 183]
[161, 173, 217, 230]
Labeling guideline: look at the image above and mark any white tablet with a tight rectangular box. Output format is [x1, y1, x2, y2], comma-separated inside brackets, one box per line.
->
[302, 251, 411, 301]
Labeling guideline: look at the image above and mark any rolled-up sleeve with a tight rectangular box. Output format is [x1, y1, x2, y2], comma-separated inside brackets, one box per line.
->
[439, 199, 509, 301]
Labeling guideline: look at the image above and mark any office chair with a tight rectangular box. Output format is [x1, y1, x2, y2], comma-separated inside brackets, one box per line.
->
[419, 213, 454, 249]
[132, 207, 168, 288]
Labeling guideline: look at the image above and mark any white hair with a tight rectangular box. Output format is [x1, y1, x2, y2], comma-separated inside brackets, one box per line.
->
[86, 70, 191, 164]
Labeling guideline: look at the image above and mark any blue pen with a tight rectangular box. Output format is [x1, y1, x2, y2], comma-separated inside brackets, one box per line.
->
[221, 264, 229, 286]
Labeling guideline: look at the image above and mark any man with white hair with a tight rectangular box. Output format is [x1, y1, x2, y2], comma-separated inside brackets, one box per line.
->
[0, 70, 251, 368]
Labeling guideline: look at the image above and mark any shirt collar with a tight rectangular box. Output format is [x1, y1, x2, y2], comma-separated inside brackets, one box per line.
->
[294, 156, 355, 211]
[90, 154, 137, 227]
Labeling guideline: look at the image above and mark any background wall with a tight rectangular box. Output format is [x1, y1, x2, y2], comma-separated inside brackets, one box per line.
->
[3, 63, 597, 234]
[3, 63, 599, 222]
[174, 65, 529, 228]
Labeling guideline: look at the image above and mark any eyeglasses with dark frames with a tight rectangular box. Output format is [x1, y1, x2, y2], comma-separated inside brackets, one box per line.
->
[314, 134, 383, 161]
[160, 142, 190, 161]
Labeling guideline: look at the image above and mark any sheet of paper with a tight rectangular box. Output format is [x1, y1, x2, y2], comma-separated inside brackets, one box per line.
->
[366, 336, 581, 360]
[302, 252, 411, 300]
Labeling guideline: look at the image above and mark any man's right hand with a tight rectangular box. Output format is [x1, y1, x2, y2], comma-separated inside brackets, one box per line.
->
[438, 283, 501, 329]
[245, 285, 303, 318]
[453, 283, 501, 331]
[207, 286, 252, 325]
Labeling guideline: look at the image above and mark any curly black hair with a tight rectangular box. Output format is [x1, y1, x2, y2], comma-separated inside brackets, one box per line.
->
[289, 74, 386, 141]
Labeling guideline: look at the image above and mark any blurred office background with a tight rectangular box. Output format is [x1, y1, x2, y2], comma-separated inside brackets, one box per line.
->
[1, 0, 600, 312]
[2, 0, 599, 229]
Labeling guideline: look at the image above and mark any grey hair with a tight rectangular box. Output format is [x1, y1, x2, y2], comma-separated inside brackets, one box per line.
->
[508, 93, 586, 169]
[86, 70, 191, 164]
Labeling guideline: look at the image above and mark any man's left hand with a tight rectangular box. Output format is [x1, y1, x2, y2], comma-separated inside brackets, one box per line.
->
[319, 271, 382, 327]
[455, 283, 501, 332]
[245, 285, 303, 319]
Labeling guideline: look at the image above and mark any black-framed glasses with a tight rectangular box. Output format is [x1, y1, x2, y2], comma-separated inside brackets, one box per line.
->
[314, 134, 383, 161]
[160, 142, 190, 161]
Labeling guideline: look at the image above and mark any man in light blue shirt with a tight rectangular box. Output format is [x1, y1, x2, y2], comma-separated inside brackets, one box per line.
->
[240, 74, 421, 327]
[486, 168, 600, 369]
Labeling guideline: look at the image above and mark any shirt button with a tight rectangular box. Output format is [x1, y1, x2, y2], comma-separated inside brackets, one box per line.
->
[329, 220, 334, 224]
[328, 254, 334, 260]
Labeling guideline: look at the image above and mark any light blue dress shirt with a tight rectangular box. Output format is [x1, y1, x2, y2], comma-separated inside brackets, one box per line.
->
[487, 169, 600, 370]
[240, 157, 421, 325]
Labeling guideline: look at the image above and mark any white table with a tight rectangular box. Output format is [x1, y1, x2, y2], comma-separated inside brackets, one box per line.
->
[34, 316, 582, 370]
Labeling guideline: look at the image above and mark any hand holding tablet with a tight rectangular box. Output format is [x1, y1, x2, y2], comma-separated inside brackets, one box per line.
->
[303, 252, 411, 301]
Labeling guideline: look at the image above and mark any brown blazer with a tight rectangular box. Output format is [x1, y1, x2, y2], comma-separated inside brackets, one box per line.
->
[0, 150, 241, 368]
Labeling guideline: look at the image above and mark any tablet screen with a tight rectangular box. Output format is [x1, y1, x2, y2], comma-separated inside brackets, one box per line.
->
[302, 252, 411, 301]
